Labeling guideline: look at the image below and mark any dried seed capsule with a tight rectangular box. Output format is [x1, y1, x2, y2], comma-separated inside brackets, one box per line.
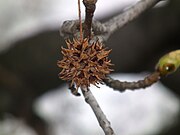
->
[57, 38, 113, 91]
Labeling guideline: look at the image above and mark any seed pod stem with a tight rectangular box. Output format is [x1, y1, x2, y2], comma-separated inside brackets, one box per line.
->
[78, 0, 83, 42]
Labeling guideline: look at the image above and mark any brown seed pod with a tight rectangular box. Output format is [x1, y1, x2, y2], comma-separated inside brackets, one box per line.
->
[57, 38, 113, 91]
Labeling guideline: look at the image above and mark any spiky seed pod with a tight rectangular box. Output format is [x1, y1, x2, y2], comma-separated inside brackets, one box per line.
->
[57, 38, 113, 91]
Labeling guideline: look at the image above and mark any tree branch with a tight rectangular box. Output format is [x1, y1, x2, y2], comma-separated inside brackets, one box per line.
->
[60, 0, 161, 42]
[81, 87, 116, 135]
[102, 0, 161, 40]
[103, 72, 160, 92]
[83, 0, 97, 38]
[59, 1, 163, 134]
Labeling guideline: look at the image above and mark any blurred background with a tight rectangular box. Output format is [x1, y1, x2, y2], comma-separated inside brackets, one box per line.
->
[0, 0, 180, 135]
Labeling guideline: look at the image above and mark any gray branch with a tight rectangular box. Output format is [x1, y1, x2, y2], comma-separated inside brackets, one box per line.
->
[103, 0, 160, 40]
[103, 72, 160, 92]
[60, 20, 79, 39]
[60, 0, 161, 42]
[81, 87, 116, 135]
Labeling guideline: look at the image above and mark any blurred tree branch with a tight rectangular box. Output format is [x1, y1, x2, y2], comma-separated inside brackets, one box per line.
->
[102, 0, 161, 40]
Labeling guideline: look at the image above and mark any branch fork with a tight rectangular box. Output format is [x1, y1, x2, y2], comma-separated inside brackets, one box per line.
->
[60, 0, 162, 135]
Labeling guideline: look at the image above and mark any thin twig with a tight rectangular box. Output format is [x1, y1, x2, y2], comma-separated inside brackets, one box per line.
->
[103, 72, 160, 92]
[78, 0, 83, 41]
[81, 87, 116, 135]
[102, 0, 160, 40]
